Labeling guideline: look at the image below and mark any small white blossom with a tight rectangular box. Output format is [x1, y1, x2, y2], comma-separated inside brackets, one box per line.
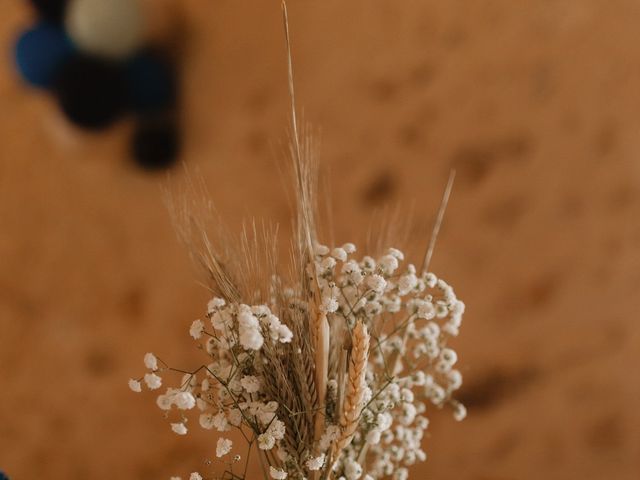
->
[171, 422, 187, 435]
[331, 247, 347, 261]
[156, 393, 173, 410]
[342, 242, 356, 253]
[379, 254, 399, 274]
[199, 413, 215, 429]
[398, 273, 418, 295]
[314, 244, 330, 255]
[240, 375, 262, 393]
[144, 373, 162, 390]
[277, 324, 293, 343]
[321, 295, 339, 313]
[239, 326, 264, 350]
[306, 453, 326, 471]
[344, 459, 363, 480]
[258, 432, 276, 450]
[320, 256, 337, 270]
[189, 319, 205, 339]
[270, 466, 288, 479]
[440, 348, 458, 366]
[228, 408, 242, 426]
[267, 418, 286, 440]
[128, 379, 142, 392]
[318, 424, 340, 450]
[366, 429, 381, 444]
[207, 297, 225, 313]
[174, 391, 196, 410]
[453, 402, 467, 421]
[144, 352, 158, 371]
[216, 437, 233, 457]
[189, 474, 202, 480]
[212, 411, 230, 432]
[366, 274, 387, 293]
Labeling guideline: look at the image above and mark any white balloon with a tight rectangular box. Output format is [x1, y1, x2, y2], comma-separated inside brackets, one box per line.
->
[66, 0, 144, 60]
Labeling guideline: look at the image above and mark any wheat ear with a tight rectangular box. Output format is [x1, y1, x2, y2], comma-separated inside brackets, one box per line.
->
[333, 320, 370, 457]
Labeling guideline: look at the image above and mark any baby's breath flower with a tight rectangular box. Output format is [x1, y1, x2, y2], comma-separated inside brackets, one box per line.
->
[216, 437, 233, 457]
[227, 408, 242, 427]
[366, 274, 387, 293]
[189, 473, 202, 480]
[258, 432, 276, 450]
[321, 295, 339, 313]
[207, 297, 225, 313]
[379, 254, 399, 274]
[398, 273, 418, 295]
[212, 411, 230, 432]
[171, 423, 187, 435]
[144, 353, 158, 371]
[199, 413, 215, 430]
[266, 418, 286, 440]
[314, 243, 330, 256]
[342, 242, 356, 254]
[144, 372, 162, 390]
[175, 392, 196, 410]
[128, 379, 142, 393]
[270, 466, 288, 479]
[318, 424, 340, 450]
[441, 347, 457, 363]
[331, 247, 347, 261]
[156, 393, 173, 411]
[240, 375, 261, 393]
[387, 248, 404, 261]
[306, 453, 326, 471]
[453, 402, 467, 422]
[344, 459, 363, 480]
[239, 326, 264, 350]
[189, 319, 205, 339]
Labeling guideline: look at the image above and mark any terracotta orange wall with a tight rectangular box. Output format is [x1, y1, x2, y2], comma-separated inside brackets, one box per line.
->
[1, 1, 639, 479]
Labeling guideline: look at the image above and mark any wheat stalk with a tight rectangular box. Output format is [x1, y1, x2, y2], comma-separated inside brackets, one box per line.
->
[332, 319, 370, 458]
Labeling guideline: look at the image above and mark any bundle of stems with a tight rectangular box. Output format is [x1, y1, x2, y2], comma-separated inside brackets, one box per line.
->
[130, 3, 466, 480]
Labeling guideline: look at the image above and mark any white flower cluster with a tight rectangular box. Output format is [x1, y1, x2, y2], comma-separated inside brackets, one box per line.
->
[129, 302, 295, 477]
[130, 244, 465, 480]
[311, 244, 466, 480]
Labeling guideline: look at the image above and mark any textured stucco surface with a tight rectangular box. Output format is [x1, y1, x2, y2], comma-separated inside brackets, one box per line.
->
[1, 1, 639, 479]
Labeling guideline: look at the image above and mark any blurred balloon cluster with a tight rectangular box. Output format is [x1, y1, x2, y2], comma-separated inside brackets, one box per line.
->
[15, 0, 180, 170]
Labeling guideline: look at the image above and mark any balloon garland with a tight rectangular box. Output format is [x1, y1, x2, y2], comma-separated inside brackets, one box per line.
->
[15, 0, 181, 170]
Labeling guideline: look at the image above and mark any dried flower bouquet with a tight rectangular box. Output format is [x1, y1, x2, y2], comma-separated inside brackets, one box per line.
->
[129, 4, 466, 480]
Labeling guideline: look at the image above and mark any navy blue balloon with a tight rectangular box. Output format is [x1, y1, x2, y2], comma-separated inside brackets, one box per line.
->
[15, 22, 73, 88]
[0, 470, 8, 480]
[125, 52, 177, 113]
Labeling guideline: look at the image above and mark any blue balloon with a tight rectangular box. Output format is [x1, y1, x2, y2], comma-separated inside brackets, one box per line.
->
[14, 22, 74, 88]
[0, 470, 8, 480]
[125, 51, 177, 113]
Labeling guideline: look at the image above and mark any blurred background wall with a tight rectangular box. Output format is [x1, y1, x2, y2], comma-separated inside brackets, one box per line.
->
[1, 0, 639, 479]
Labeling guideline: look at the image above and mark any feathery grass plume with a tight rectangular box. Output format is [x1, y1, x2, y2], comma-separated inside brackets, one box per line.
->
[129, 2, 467, 480]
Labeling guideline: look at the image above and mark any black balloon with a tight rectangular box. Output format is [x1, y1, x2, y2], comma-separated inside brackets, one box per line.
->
[53, 54, 128, 130]
[131, 115, 180, 170]
[29, 0, 68, 23]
